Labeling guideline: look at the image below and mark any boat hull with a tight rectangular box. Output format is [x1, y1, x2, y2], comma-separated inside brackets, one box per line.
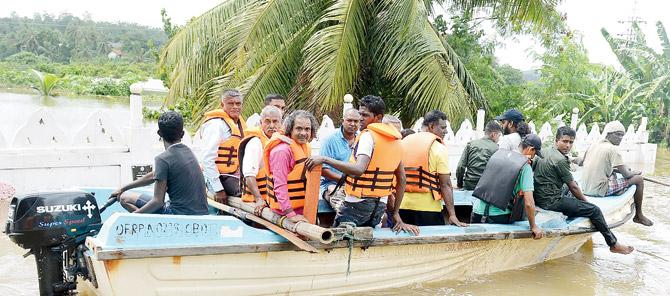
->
[83, 234, 593, 296]
[79, 186, 635, 295]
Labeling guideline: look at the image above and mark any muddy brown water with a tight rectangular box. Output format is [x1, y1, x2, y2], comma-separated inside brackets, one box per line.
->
[2, 176, 668, 295]
[1, 92, 669, 295]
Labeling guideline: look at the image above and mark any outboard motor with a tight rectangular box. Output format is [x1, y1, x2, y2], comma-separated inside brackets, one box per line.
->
[4, 191, 103, 295]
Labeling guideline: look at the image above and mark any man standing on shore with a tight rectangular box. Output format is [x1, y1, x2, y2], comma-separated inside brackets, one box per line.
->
[200, 89, 247, 205]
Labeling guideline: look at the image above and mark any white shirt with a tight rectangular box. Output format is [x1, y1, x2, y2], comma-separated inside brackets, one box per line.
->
[242, 137, 263, 178]
[498, 132, 521, 152]
[345, 132, 388, 203]
[200, 119, 231, 192]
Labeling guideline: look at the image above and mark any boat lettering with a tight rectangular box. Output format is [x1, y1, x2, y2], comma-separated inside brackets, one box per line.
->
[38, 221, 63, 228]
[64, 218, 86, 225]
[115, 222, 212, 237]
[36, 204, 81, 214]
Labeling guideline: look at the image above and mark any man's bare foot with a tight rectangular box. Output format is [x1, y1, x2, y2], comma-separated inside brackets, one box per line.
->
[610, 243, 634, 254]
[633, 215, 654, 226]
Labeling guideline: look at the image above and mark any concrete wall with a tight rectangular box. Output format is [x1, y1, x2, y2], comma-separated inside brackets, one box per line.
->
[0, 91, 658, 195]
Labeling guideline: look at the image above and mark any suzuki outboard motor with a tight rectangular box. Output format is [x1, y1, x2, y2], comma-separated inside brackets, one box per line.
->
[4, 191, 103, 295]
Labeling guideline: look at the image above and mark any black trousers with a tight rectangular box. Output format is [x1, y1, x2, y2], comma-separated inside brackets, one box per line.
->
[219, 175, 241, 196]
[399, 209, 445, 226]
[546, 196, 617, 247]
[470, 212, 511, 224]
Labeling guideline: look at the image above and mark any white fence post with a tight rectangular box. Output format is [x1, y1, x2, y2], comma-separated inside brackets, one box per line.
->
[129, 83, 143, 129]
[475, 109, 485, 138]
[570, 107, 579, 129]
[343, 94, 354, 116]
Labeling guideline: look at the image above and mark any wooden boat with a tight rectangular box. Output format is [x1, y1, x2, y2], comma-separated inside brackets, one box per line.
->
[74, 185, 635, 296]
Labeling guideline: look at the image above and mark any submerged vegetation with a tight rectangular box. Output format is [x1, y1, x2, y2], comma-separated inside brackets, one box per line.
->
[0, 4, 667, 145]
[31, 69, 62, 96]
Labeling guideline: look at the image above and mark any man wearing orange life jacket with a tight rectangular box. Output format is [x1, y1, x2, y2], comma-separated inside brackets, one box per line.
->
[399, 110, 468, 227]
[239, 105, 282, 216]
[307, 95, 420, 236]
[201, 89, 247, 205]
[263, 110, 318, 223]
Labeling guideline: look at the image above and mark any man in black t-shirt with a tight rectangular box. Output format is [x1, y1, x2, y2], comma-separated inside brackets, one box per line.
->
[111, 111, 208, 215]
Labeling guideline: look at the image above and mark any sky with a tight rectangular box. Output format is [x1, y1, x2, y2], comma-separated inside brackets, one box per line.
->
[2, 0, 669, 70]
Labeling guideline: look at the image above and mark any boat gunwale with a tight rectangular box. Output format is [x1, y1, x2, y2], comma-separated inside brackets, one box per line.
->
[89, 202, 634, 260]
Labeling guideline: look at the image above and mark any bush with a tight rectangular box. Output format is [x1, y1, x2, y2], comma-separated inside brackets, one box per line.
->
[0, 53, 153, 98]
[89, 78, 137, 96]
[3, 52, 51, 65]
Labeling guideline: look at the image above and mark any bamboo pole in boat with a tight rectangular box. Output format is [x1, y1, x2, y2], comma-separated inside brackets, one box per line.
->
[644, 177, 670, 187]
[303, 164, 321, 224]
[227, 196, 335, 244]
[207, 198, 319, 253]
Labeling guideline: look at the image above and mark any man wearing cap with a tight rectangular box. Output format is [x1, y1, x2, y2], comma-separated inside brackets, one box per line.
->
[578, 121, 653, 226]
[496, 109, 526, 152]
[534, 126, 634, 254]
[469, 134, 544, 240]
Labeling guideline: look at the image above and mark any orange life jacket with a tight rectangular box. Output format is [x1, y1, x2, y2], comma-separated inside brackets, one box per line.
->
[203, 109, 247, 174]
[345, 123, 403, 198]
[402, 132, 443, 200]
[238, 126, 271, 203]
[263, 134, 311, 211]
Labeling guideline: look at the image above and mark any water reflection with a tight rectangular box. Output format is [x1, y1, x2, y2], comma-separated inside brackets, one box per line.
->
[0, 91, 133, 142]
[31, 95, 57, 107]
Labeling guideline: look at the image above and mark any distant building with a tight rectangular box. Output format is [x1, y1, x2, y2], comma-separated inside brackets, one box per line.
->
[107, 49, 124, 59]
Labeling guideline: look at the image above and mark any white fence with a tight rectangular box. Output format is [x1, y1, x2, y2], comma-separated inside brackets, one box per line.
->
[0, 88, 657, 194]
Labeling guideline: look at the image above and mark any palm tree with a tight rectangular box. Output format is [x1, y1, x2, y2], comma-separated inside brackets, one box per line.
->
[160, 0, 559, 124]
[601, 21, 670, 146]
[31, 70, 62, 97]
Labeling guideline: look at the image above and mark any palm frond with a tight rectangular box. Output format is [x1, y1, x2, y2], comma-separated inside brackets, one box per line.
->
[601, 28, 645, 81]
[299, 0, 370, 111]
[372, 0, 478, 122]
[161, 0, 328, 121]
[656, 21, 670, 59]
[451, 0, 560, 26]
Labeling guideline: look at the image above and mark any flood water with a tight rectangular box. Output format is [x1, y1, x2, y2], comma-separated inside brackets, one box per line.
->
[0, 92, 135, 143]
[1, 91, 669, 295]
[378, 177, 670, 295]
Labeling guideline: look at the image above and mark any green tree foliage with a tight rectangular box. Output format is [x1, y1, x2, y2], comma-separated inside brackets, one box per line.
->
[602, 22, 670, 146]
[522, 34, 603, 123]
[433, 14, 528, 119]
[159, 0, 560, 125]
[0, 52, 152, 97]
[31, 69, 62, 96]
[0, 12, 167, 62]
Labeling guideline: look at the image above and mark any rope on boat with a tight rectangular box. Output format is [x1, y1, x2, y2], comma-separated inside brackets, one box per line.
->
[340, 222, 358, 276]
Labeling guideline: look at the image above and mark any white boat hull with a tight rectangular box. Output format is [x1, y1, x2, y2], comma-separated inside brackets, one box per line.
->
[82, 234, 593, 296]
[80, 189, 634, 295]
